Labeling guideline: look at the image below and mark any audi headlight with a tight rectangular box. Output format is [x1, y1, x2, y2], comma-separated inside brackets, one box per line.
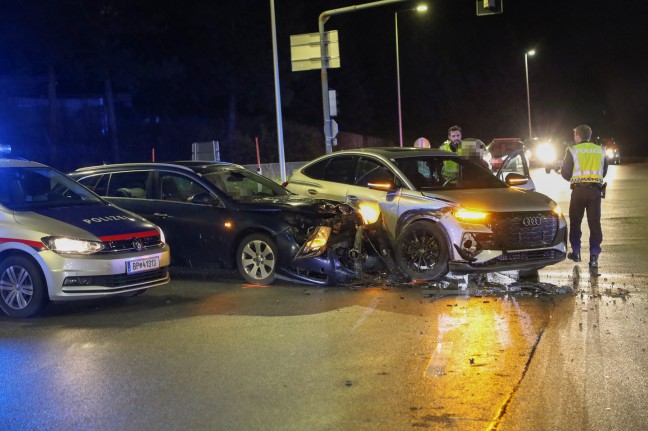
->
[552, 203, 563, 217]
[294, 226, 331, 260]
[42, 236, 105, 255]
[453, 208, 488, 223]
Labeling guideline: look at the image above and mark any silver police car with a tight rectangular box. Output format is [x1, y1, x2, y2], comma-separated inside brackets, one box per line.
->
[0, 146, 170, 318]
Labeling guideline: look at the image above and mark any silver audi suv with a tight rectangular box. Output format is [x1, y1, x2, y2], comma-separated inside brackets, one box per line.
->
[284, 147, 567, 281]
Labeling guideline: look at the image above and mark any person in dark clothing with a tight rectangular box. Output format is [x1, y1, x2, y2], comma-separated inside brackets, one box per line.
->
[561, 124, 608, 268]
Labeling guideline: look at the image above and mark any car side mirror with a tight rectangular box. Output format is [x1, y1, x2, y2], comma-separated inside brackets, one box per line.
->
[367, 181, 397, 192]
[505, 172, 528, 186]
[188, 192, 219, 205]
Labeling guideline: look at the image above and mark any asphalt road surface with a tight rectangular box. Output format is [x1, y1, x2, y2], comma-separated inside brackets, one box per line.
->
[1, 163, 647, 431]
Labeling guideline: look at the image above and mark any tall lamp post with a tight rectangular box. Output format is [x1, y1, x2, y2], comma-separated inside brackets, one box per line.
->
[524, 49, 536, 141]
[395, 4, 428, 147]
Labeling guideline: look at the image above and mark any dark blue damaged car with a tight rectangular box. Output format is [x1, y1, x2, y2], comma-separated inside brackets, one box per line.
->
[70, 161, 362, 286]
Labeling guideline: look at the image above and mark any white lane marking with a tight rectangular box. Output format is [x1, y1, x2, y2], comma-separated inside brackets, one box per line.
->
[350, 296, 381, 333]
[426, 342, 453, 377]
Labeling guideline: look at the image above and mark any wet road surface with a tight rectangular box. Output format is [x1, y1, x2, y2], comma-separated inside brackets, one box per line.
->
[1, 163, 647, 430]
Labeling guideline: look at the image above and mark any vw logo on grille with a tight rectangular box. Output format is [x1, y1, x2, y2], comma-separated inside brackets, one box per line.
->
[522, 216, 543, 227]
[132, 238, 144, 251]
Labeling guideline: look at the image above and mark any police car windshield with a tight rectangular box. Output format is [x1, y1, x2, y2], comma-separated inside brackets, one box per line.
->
[0, 167, 103, 211]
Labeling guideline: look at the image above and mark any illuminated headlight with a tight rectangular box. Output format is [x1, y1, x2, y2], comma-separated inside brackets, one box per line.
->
[453, 208, 488, 224]
[358, 201, 381, 225]
[536, 143, 556, 164]
[158, 227, 166, 243]
[552, 203, 563, 217]
[42, 236, 105, 255]
[605, 148, 615, 159]
[294, 226, 331, 260]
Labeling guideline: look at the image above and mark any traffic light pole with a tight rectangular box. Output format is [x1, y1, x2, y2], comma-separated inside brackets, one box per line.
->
[318, 0, 407, 155]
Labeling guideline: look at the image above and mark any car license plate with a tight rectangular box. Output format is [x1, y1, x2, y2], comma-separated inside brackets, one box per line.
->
[126, 256, 160, 274]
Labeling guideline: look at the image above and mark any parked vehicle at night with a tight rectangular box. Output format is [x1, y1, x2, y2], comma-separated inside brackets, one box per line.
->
[70, 161, 362, 286]
[0, 145, 170, 318]
[284, 147, 567, 281]
[599, 137, 621, 164]
[486, 138, 532, 171]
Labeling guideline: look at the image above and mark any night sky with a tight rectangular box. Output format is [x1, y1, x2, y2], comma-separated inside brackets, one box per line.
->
[1, 0, 646, 169]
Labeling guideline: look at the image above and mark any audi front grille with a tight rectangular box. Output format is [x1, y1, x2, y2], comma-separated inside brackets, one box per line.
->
[488, 211, 559, 250]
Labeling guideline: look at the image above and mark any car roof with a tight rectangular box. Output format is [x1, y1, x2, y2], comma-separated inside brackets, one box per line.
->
[316, 147, 453, 159]
[72, 161, 245, 175]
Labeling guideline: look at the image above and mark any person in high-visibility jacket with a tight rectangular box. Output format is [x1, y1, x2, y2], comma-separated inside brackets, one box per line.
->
[439, 125, 462, 182]
[561, 124, 608, 268]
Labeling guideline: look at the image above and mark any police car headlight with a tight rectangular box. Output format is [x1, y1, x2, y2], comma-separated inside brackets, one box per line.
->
[42, 236, 105, 255]
[157, 227, 166, 244]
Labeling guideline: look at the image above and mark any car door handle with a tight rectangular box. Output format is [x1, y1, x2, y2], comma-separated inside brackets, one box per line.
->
[347, 195, 359, 202]
[153, 212, 171, 218]
[307, 189, 318, 195]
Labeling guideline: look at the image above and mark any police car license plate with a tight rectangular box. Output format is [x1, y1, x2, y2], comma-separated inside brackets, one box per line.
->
[126, 257, 160, 274]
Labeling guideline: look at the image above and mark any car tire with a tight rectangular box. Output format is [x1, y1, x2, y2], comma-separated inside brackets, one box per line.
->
[394, 221, 449, 281]
[0, 255, 48, 318]
[236, 233, 278, 285]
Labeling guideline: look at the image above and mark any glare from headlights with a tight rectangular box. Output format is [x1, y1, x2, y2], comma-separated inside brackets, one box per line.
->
[454, 209, 488, 223]
[43, 236, 105, 254]
[358, 201, 381, 225]
[552, 204, 563, 217]
[536, 142, 556, 163]
[605, 148, 615, 158]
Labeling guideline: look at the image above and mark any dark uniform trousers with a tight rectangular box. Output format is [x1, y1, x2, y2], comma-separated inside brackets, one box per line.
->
[569, 183, 602, 256]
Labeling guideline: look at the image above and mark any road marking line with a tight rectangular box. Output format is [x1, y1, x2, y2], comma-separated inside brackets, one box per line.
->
[426, 342, 453, 377]
[350, 296, 381, 332]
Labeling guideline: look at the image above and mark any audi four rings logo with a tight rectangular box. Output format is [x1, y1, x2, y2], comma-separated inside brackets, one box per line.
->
[522, 216, 543, 227]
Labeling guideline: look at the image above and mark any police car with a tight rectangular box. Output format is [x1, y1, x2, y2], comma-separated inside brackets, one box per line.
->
[0, 145, 170, 318]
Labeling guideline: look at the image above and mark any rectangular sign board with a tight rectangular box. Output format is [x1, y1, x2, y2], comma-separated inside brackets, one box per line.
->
[290, 31, 340, 72]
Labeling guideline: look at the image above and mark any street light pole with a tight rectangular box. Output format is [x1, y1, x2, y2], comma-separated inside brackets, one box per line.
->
[395, 4, 427, 148]
[319, 0, 408, 154]
[524, 49, 535, 141]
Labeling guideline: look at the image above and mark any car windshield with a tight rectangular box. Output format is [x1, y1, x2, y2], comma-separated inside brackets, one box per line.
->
[202, 168, 289, 201]
[0, 166, 103, 211]
[394, 155, 508, 190]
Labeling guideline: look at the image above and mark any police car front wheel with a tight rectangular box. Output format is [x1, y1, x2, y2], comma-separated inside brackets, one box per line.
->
[0, 255, 48, 318]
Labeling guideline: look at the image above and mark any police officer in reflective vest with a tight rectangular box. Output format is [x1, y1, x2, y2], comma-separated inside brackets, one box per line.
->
[439, 125, 462, 182]
[561, 124, 608, 268]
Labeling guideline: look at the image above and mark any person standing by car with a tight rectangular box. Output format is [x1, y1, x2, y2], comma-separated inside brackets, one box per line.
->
[439, 125, 462, 182]
[561, 124, 608, 268]
[413, 137, 431, 148]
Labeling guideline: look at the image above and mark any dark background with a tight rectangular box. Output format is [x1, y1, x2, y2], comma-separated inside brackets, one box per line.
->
[0, 0, 645, 171]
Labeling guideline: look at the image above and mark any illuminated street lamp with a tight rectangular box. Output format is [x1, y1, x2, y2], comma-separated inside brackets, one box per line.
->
[395, 4, 428, 147]
[524, 49, 536, 141]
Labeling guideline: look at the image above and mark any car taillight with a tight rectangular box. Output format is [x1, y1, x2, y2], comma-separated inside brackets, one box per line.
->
[281, 181, 289, 188]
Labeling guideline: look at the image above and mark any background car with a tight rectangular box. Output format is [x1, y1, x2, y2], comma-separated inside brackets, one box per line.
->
[0, 145, 170, 318]
[533, 139, 569, 173]
[487, 138, 532, 171]
[599, 137, 621, 164]
[284, 147, 567, 281]
[70, 161, 362, 285]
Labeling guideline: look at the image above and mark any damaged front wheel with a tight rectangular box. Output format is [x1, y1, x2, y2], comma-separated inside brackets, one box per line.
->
[395, 221, 449, 281]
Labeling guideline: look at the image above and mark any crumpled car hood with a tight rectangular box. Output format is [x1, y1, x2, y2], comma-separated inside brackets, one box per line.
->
[421, 188, 556, 212]
[237, 195, 355, 216]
